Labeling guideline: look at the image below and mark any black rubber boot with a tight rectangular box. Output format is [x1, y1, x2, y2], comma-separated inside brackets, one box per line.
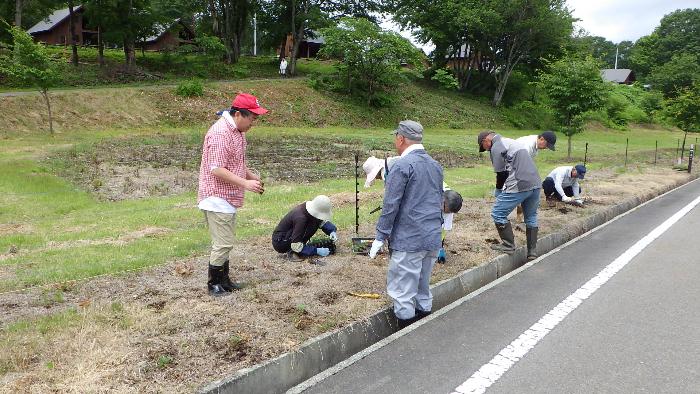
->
[415, 309, 432, 320]
[491, 222, 516, 254]
[220, 260, 243, 291]
[526, 227, 539, 261]
[397, 316, 419, 330]
[207, 264, 230, 296]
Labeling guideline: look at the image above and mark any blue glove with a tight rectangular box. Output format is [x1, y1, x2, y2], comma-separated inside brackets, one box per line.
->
[437, 248, 446, 263]
[316, 247, 330, 257]
[321, 221, 337, 235]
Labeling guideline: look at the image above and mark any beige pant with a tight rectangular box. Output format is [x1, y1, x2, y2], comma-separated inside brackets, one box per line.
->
[202, 210, 237, 266]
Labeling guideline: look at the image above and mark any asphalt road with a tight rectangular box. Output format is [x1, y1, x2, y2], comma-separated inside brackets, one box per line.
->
[298, 179, 700, 394]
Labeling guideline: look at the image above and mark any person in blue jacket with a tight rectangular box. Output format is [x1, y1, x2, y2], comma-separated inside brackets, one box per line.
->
[369, 120, 444, 329]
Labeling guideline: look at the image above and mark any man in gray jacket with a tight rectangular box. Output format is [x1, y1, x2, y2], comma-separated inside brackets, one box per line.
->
[482, 138, 542, 261]
[369, 120, 444, 329]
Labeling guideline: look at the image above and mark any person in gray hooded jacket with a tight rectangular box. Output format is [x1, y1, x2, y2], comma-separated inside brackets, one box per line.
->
[369, 120, 444, 329]
[479, 137, 542, 261]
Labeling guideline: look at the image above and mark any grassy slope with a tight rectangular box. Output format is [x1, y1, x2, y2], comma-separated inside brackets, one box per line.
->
[0, 78, 510, 134]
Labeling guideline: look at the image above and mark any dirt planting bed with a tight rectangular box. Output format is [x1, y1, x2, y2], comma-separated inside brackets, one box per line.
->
[48, 133, 372, 201]
[0, 166, 691, 393]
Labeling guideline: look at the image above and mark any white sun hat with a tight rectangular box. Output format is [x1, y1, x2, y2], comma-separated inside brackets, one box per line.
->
[362, 156, 384, 188]
[362, 156, 400, 188]
[306, 195, 332, 221]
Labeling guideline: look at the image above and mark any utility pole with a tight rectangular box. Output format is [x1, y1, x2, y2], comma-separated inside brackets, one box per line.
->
[253, 13, 257, 56]
[614, 44, 619, 69]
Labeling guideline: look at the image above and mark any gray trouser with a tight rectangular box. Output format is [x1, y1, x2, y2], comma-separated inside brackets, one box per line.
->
[387, 250, 439, 320]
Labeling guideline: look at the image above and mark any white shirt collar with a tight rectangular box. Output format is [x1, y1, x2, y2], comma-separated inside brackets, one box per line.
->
[222, 111, 237, 129]
[400, 143, 425, 157]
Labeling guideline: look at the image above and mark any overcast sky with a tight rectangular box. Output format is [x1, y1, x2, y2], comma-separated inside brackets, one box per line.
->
[567, 0, 698, 43]
[382, 1, 698, 53]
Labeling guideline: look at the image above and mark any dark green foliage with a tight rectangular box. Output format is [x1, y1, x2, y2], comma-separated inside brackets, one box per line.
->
[174, 79, 204, 97]
[647, 53, 700, 98]
[318, 17, 422, 107]
[630, 8, 700, 95]
[431, 68, 458, 90]
[502, 101, 554, 130]
[538, 55, 608, 158]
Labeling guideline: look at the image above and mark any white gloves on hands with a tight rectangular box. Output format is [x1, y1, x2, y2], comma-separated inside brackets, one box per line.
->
[329, 232, 338, 242]
[562, 196, 573, 203]
[368, 240, 384, 259]
[575, 198, 584, 205]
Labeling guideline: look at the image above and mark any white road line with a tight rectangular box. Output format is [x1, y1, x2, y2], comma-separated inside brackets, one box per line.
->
[452, 194, 700, 394]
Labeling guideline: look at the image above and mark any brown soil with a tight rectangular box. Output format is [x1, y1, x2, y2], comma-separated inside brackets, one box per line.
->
[0, 167, 691, 393]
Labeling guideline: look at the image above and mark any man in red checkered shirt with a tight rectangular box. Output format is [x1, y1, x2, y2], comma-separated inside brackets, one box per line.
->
[198, 93, 268, 296]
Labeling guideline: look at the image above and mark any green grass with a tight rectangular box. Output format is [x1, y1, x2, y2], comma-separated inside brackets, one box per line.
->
[0, 47, 325, 92]
[0, 125, 688, 292]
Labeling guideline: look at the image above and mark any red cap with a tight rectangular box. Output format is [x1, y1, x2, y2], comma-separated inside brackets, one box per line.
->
[231, 93, 268, 115]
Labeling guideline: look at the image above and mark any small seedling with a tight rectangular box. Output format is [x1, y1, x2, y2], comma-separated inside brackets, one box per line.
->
[157, 355, 173, 369]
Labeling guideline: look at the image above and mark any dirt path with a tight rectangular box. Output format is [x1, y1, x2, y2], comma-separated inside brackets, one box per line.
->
[0, 167, 692, 393]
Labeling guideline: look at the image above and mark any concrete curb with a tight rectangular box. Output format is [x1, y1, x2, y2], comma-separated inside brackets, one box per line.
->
[199, 176, 697, 394]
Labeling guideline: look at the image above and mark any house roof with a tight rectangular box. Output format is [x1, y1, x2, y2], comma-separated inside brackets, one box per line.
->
[601, 69, 634, 83]
[27, 5, 83, 35]
[305, 31, 325, 44]
[144, 18, 195, 43]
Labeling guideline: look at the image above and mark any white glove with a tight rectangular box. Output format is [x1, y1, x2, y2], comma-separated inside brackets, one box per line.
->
[562, 196, 573, 203]
[329, 232, 338, 242]
[575, 198, 583, 204]
[368, 240, 384, 259]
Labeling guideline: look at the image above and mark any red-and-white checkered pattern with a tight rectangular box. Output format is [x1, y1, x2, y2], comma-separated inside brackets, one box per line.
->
[197, 117, 248, 207]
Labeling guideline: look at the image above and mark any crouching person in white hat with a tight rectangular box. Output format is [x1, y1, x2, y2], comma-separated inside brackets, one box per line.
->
[368, 120, 443, 330]
[272, 195, 338, 260]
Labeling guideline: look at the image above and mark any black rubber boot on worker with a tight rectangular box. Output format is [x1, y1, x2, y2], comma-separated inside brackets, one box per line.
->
[491, 222, 516, 254]
[207, 264, 230, 296]
[415, 309, 432, 320]
[397, 315, 421, 330]
[526, 226, 539, 261]
[220, 260, 244, 291]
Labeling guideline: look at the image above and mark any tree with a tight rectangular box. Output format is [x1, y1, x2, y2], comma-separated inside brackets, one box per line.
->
[254, 0, 385, 74]
[391, 0, 574, 106]
[630, 8, 700, 82]
[647, 53, 700, 98]
[1, 0, 63, 42]
[67, 0, 79, 66]
[319, 17, 422, 106]
[571, 35, 616, 68]
[538, 55, 608, 159]
[1, 26, 60, 134]
[666, 82, 700, 159]
[86, 0, 161, 66]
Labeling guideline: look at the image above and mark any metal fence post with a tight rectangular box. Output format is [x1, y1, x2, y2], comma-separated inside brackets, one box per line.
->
[584, 142, 588, 166]
[354, 152, 359, 235]
[654, 140, 658, 166]
[624, 138, 629, 167]
[689, 144, 695, 174]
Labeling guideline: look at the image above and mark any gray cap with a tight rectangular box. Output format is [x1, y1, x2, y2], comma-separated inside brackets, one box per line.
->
[392, 120, 423, 141]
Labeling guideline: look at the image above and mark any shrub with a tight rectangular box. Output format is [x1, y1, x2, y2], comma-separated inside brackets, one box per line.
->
[431, 68, 458, 90]
[503, 100, 555, 129]
[175, 79, 204, 97]
[605, 90, 629, 126]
